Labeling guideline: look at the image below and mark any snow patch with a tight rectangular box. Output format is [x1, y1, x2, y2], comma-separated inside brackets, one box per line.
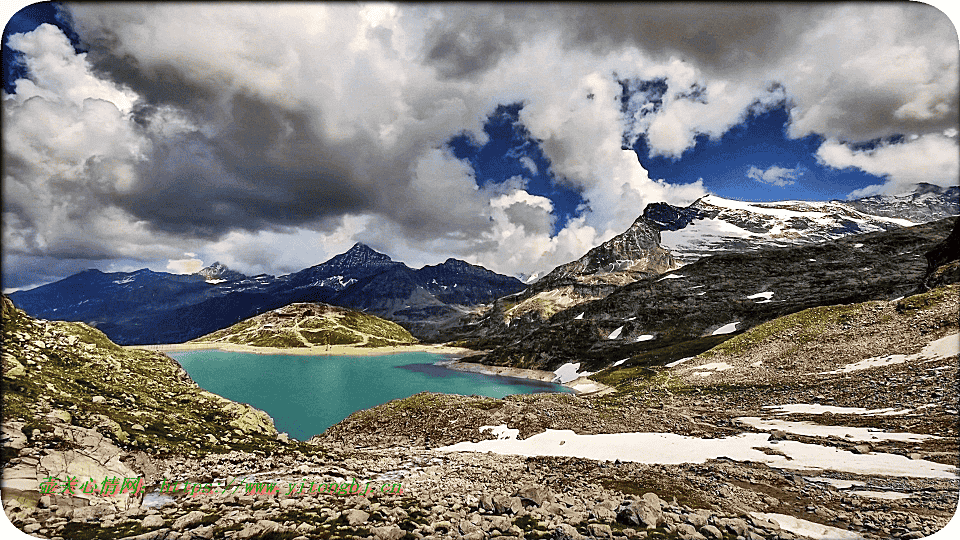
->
[712, 322, 739, 335]
[746, 291, 774, 300]
[206, 279, 226, 284]
[750, 513, 864, 540]
[737, 417, 938, 442]
[656, 273, 685, 281]
[552, 363, 595, 384]
[765, 404, 913, 416]
[665, 357, 694, 368]
[635, 334, 654, 342]
[608, 326, 623, 339]
[850, 490, 912, 500]
[438, 430, 956, 478]
[804, 477, 865, 489]
[822, 333, 958, 374]
[479, 425, 519, 440]
[612, 358, 628, 367]
[574, 312, 584, 320]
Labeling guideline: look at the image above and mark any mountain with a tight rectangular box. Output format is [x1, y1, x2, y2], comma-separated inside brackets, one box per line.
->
[466, 216, 957, 373]
[197, 261, 246, 283]
[8, 244, 523, 344]
[190, 302, 417, 348]
[447, 216, 681, 340]
[642, 184, 957, 264]
[538, 216, 678, 286]
[845, 182, 959, 222]
[286, 243, 404, 291]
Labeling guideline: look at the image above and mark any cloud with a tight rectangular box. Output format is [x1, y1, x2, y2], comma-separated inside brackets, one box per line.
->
[747, 165, 803, 187]
[3, 3, 956, 289]
[518, 156, 538, 176]
[166, 257, 203, 274]
[817, 134, 960, 197]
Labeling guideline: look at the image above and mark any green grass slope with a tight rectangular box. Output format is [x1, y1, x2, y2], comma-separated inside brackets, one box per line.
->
[190, 302, 417, 348]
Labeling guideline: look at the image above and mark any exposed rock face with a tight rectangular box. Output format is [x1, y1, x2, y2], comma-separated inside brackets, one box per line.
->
[846, 183, 959, 223]
[451, 217, 679, 342]
[922, 217, 960, 290]
[538, 216, 678, 284]
[471, 217, 956, 372]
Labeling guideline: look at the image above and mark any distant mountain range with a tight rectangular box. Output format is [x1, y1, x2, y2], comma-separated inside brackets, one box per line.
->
[8, 244, 524, 345]
[9, 184, 956, 347]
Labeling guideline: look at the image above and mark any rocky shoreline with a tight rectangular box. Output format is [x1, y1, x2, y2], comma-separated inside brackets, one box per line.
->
[440, 360, 615, 395]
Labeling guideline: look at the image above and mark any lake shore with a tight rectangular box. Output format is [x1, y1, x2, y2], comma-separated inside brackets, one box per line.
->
[439, 359, 615, 396]
[124, 341, 483, 358]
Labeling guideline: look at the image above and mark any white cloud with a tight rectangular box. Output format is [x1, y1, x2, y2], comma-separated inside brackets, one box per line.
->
[166, 257, 203, 274]
[519, 156, 538, 175]
[817, 134, 960, 197]
[747, 165, 803, 187]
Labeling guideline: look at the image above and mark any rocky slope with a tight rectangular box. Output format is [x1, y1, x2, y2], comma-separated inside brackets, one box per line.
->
[846, 183, 959, 223]
[190, 302, 417, 348]
[467, 217, 956, 373]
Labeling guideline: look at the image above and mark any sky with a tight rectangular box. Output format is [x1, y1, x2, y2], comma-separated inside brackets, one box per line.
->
[2, 2, 959, 292]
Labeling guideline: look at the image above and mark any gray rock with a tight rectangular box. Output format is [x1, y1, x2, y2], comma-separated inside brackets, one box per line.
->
[372, 524, 405, 540]
[172, 510, 206, 530]
[344, 508, 370, 525]
[701, 524, 724, 540]
[142, 514, 165, 528]
[588, 522, 613, 538]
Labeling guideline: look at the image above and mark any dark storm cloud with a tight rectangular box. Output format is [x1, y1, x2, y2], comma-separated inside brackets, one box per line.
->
[116, 94, 371, 238]
[423, 14, 521, 79]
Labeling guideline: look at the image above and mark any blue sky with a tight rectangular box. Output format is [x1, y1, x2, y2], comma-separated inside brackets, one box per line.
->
[2, 2, 958, 290]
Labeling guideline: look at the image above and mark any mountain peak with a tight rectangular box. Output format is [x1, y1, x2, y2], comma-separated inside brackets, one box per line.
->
[198, 262, 245, 281]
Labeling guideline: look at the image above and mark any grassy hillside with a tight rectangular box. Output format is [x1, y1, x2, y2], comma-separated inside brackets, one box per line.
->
[190, 302, 417, 348]
[1, 296, 284, 458]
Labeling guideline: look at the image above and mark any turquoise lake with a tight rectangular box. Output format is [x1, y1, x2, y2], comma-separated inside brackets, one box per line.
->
[168, 351, 571, 441]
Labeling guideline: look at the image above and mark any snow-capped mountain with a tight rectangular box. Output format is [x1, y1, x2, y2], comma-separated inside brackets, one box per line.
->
[197, 261, 246, 283]
[645, 184, 957, 264]
[845, 183, 959, 222]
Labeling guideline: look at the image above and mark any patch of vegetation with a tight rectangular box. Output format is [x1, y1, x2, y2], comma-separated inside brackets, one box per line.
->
[590, 335, 732, 387]
[340, 312, 416, 343]
[301, 329, 363, 346]
[896, 284, 957, 314]
[467, 398, 503, 410]
[248, 330, 306, 348]
[700, 302, 864, 358]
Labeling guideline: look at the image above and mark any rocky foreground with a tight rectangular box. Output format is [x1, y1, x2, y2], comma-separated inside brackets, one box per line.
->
[3, 281, 958, 540]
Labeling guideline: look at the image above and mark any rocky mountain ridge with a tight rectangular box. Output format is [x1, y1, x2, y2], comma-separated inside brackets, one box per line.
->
[466, 217, 958, 374]
[8, 244, 524, 345]
[642, 183, 957, 264]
